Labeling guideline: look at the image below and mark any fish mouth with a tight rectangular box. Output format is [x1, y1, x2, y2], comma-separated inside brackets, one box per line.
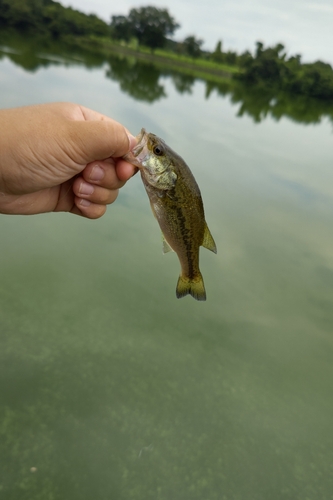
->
[123, 128, 148, 167]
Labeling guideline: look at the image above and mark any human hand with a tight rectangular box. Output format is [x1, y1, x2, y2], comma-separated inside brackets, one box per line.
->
[0, 102, 137, 218]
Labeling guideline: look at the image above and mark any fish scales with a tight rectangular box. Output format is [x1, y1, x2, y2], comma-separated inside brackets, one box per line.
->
[152, 171, 203, 278]
[123, 128, 217, 300]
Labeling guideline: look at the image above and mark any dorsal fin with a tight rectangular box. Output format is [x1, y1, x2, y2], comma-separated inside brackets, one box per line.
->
[202, 223, 217, 254]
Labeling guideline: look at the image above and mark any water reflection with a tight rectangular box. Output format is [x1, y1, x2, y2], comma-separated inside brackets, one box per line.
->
[170, 73, 195, 95]
[0, 31, 105, 72]
[106, 57, 166, 103]
[212, 81, 333, 125]
[1, 30, 333, 125]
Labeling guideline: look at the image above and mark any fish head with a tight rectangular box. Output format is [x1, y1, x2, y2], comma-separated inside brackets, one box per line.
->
[123, 128, 177, 190]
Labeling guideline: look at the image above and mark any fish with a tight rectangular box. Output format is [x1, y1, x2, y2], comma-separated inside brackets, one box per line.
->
[123, 128, 217, 301]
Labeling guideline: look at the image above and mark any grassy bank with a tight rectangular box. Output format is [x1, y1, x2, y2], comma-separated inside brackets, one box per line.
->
[73, 36, 240, 81]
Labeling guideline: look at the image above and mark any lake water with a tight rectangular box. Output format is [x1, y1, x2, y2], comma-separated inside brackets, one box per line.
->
[1, 35, 333, 500]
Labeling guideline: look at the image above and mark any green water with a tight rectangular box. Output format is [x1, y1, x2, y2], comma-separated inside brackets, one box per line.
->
[1, 36, 333, 500]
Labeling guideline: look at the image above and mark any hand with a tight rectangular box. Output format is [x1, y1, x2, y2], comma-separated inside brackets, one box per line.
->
[0, 102, 137, 218]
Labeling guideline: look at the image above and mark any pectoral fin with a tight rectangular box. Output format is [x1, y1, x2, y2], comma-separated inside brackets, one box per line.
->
[149, 201, 157, 219]
[202, 223, 217, 254]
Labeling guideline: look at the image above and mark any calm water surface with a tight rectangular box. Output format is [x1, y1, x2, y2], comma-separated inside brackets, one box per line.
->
[1, 38, 333, 500]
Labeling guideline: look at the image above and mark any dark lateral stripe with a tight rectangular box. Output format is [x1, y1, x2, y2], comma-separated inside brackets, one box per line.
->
[175, 205, 195, 279]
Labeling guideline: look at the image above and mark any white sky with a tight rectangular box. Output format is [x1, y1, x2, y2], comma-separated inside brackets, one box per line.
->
[63, 0, 333, 65]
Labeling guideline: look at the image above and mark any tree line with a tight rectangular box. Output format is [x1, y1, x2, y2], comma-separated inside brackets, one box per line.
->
[236, 42, 333, 100]
[2, 31, 333, 126]
[0, 0, 108, 37]
[1, 0, 333, 100]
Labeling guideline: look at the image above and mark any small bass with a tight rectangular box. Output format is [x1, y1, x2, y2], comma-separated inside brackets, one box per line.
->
[123, 129, 217, 301]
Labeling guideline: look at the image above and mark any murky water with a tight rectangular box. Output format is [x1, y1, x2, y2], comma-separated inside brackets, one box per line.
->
[1, 34, 333, 500]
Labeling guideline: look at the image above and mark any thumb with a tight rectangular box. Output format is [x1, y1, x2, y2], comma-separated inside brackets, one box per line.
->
[66, 119, 136, 164]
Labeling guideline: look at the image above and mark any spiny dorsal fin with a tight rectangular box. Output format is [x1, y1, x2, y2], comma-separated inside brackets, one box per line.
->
[202, 223, 217, 254]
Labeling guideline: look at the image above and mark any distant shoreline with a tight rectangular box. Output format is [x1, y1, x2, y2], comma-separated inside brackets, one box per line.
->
[1, 0, 333, 100]
[1, 26, 333, 102]
[75, 37, 238, 81]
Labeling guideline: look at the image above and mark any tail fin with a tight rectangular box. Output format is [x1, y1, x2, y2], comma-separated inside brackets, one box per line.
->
[176, 273, 206, 301]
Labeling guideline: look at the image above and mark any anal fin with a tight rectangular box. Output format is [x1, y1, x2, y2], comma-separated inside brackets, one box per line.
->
[202, 223, 217, 254]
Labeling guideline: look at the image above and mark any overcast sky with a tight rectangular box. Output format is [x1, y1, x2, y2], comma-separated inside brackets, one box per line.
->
[63, 0, 333, 65]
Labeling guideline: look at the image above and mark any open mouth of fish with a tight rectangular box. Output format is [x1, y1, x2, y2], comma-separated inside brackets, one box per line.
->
[123, 128, 148, 168]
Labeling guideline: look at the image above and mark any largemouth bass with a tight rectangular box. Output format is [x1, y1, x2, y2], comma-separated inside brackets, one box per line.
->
[123, 129, 217, 301]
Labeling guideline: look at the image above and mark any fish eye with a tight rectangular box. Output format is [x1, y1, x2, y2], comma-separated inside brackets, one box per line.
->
[153, 145, 164, 156]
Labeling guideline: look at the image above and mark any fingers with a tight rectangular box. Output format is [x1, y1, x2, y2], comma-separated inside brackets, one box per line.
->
[67, 117, 137, 165]
[116, 159, 139, 182]
[73, 198, 108, 219]
[71, 158, 137, 219]
[75, 182, 119, 205]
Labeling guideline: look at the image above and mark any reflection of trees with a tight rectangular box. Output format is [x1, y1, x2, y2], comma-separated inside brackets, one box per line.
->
[1, 49, 49, 72]
[1, 46, 104, 72]
[171, 73, 195, 94]
[0, 30, 105, 72]
[205, 80, 230, 99]
[268, 93, 333, 124]
[106, 56, 166, 103]
[233, 86, 333, 125]
[205, 80, 333, 125]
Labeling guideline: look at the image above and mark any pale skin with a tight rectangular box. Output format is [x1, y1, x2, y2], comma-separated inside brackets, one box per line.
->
[0, 102, 137, 218]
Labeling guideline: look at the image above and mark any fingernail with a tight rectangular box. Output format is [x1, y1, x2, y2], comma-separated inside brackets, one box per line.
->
[89, 165, 104, 181]
[79, 182, 94, 195]
[127, 133, 137, 151]
[79, 198, 91, 207]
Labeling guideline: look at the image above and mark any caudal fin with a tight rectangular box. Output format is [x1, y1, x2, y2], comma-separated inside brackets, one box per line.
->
[176, 273, 206, 301]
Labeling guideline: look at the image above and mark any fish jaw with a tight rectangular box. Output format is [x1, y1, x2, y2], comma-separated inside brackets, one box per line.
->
[123, 128, 149, 168]
[124, 129, 177, 191]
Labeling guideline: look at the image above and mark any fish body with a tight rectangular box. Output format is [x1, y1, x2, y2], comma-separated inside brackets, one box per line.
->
[123, 129, 217, 300]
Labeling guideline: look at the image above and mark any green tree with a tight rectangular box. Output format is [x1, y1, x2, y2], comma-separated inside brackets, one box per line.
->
[0, 0, 108, 37]
[238, 41, 333, 100]
[43, 4, 108, 37]
[240, 42, 288, 86]
[224, 50, 237, 65]
[182, 35, 203, 59]
[0, 0, 43, 30]
[211, 40, 223, 63]
[238, 50, 253, 67]
[110, 15, 132, 42]
[255, 41, 264, 58]
[126, 6, 180, 50]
